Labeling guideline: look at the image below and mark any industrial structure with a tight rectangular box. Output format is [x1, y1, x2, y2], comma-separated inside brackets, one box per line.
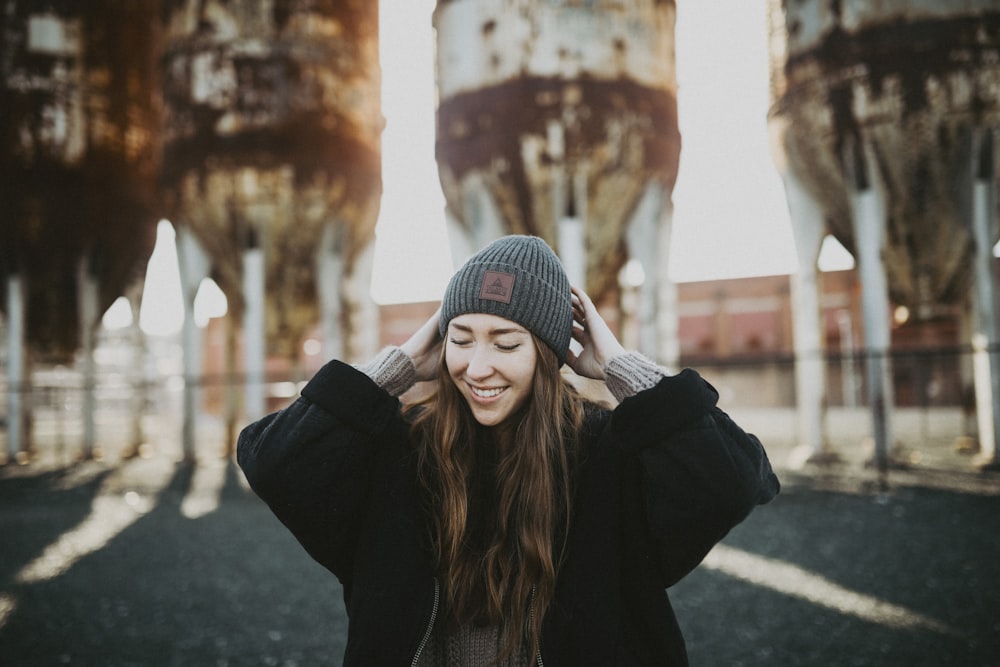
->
[1, 0, 999, 481]
[768, 0, 1000, 473]
[159, 0, 382, 456]
[434, 0, 682, 363]
[1, 1, 162, 459]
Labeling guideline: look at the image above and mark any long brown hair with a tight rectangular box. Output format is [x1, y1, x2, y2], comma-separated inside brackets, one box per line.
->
[407, 334, 585, 660]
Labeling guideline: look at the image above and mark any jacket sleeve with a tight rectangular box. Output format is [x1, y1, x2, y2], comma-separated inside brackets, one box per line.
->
[610, 368, 780, 587]
[236, 359, 407, 580]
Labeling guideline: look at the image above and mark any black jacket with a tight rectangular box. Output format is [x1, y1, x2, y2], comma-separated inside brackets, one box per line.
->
[237, 360, 780, 665]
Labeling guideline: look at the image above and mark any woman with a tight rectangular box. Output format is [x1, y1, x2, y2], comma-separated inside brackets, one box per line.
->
[238, 235, 780, 666]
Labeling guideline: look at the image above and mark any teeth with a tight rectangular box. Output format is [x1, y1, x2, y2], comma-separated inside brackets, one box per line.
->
[470, 386, 505, 398]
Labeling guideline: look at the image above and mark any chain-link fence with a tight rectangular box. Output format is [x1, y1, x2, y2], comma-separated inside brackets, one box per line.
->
[0, 330, 992, 467]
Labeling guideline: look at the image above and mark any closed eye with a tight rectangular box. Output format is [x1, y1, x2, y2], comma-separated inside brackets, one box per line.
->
[448, 338, 472, 347]
[496, 343, 520, 351]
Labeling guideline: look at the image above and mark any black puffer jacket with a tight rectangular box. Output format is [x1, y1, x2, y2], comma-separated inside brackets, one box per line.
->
[237, 360, 779, 666]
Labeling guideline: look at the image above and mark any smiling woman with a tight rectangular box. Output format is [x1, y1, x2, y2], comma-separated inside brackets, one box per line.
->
[237, 234, 780, 665]
[444, 313, 539, 427]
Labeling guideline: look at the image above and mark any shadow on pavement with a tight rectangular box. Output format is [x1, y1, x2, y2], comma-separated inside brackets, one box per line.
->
[1, 456, 997, 666]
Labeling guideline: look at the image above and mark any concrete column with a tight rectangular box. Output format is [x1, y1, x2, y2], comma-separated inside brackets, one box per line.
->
[126, 287, 146, 457]
[837, 309, 859, 408]
[558, 214, 586, 289]
[222, 314, 240, 458]
[449, 175, 506, 265]
[317, 224, 344, 362]
[970, 129, 1000, 466]
[344, 237, 379, 363]
[77, 257, 100, 459]
[846, 140, 894, 486]
[176, 226, 210, 460]
[782, 171, 832, 461]
[625, 182, 676, 365]
[552, 121, 586, 287]
[656, 197, 679, 370]
[243, 243, 266, 423]
[6, 273, 25, 461]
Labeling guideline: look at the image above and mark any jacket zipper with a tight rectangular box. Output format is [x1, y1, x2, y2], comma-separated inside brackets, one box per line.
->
[410, 578, 440, 666]
[529, 585, 544, 667]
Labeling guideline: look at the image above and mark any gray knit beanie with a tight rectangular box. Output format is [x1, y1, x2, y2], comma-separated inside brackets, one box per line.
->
[439, 235, 574, 364]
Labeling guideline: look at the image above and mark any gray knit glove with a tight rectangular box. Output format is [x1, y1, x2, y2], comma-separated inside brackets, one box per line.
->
[353, 346, 417, 397]
[604, 352, 668, 403]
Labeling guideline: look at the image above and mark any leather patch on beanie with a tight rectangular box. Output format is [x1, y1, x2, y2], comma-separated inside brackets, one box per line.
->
[479, 271, 515, 304]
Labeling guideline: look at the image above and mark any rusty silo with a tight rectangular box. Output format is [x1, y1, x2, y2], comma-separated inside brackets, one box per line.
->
[0, 2, 161, 355]
[433, 0, 681, 361]
[768, 0, 1000, 471]
[159, 0, 382, 432]
[1, 2, 162, 458]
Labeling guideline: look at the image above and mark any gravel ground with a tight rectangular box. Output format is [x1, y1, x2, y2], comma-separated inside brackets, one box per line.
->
[0, 450, 998, 666]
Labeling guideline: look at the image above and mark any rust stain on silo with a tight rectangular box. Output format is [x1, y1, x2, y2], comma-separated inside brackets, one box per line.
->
[435, 0, 679, 300]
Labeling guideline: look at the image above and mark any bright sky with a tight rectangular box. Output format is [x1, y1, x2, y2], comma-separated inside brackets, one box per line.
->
[118, 0, 983, 333]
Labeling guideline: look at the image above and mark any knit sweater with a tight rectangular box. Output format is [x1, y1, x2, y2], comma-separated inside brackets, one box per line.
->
[355, 347, 666, 666]
[238, 350, 779, 665]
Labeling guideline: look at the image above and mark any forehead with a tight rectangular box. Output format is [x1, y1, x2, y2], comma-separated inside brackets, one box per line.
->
[448, 313, 527, 334]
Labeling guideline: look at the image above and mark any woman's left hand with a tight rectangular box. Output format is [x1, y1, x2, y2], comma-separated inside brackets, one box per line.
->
[566, 286, 626, 381]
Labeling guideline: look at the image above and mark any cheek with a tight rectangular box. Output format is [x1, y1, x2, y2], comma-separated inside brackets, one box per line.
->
[510, 356, 538, 388]
[444, 348, 464, 379]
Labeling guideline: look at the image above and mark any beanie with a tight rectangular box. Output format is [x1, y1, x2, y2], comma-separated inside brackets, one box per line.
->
[439, 235, 574, 364]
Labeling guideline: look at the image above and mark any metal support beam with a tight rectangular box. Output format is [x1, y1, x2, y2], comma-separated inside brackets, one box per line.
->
[177, 225, 210, 461]
[625, 182, 678, 366]
[846, 139, 893, 488]
[970, 129, 1000, 466]
[127, 287, 146, 457]
[6, 273, 25, 462]
[317, 224, 344, 363]
[344, 238, 379, 363]
[783, 170, 833, 462]
[77, 257, 100, 459]
[656, 197, 679, 371]
[243, 245, 266, 422]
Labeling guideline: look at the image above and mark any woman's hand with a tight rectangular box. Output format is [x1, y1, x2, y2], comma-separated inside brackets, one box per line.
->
[400, 308, 444, 382]
[566, 286, 626, 381]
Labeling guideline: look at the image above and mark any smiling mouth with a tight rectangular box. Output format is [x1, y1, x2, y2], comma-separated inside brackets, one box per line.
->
[468, 384, 507, 399]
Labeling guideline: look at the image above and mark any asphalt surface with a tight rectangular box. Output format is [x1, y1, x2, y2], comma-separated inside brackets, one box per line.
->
[1, 445, 998, 666]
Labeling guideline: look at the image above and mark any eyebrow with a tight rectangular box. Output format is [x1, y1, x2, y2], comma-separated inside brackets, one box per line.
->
[449, 322, 528, 336]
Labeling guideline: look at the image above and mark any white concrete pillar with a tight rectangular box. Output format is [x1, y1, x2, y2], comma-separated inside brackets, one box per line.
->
[847, 140, 894, 484]
[837, 309, 859, 408]
[449, 175, 507, 267]
[970, 129, 1000, 465]
[783, 171, 831, 461]
[243, 244, 266, 422]
[6, 273, 25, 461]
[176, 226, 210, 460]
[558, 215, 586, 289]
[344, 237, 379, 363]
[127, 287, 146, 455]
[317, 224, 344, 361]
[625, 182, 676, 365]
[223, 314, 240, 457]
[656, 198, 679, 370]
[77, 257, 100, 459]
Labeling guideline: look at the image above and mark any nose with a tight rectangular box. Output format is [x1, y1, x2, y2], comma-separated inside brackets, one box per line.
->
[465, 345, 494, 380]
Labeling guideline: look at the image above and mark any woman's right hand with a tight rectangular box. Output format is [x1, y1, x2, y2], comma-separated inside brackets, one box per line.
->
[399, 307, 444, 382]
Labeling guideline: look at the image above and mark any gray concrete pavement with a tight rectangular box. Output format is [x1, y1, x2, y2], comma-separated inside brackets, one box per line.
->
[0, 432, 997, 666]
